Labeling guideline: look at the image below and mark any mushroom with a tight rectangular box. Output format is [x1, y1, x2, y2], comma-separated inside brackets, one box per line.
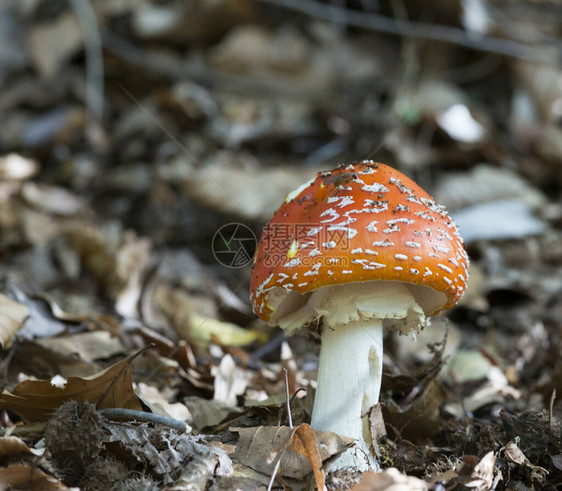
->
[249, 161, 469, 470]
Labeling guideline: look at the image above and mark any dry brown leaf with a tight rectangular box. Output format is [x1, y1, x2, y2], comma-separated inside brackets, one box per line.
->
[136, 382, 192, 424]
[29, 293, 121, 336]
[28, 12, 83, 78]
[31, 292, 96, 323]
[21, 182, 85, 216]
[457, 451, 496, 491]
[115, 235, 152, 317]
[0, 350, 144, 422]
[0, 293, 29, 349]
[66, 225, 122, 298]
[182, 161, 322, 221]
[0, 436, 33, 459]
[12, 289, 67, 341]
[382, 380, 446, 440]
[351, 468, 428, 490]
[232, 425, 352, 480]
[0, 463, 70, 490]
[504, 440, 548, 482]
[12, 340, 100, 379]
[287, 424, 325, 491]
[36, 330, 126, 362]
[184, 396, 243, 433]
[368, 403, 386, 458]
[505, 440, 531, 466]
[154, 285, 264, 347]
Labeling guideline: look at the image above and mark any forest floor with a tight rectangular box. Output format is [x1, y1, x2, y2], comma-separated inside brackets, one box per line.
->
[0, 0, 561, 489]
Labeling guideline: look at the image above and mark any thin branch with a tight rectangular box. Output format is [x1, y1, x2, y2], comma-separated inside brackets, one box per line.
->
[267, 454, 283, 491]
[68, 0, 104, 123]
[101, 30, 331, 101]
[283, 368, 293, 430]
[100, 408, 188, 432]
[259, 0, 556, 63]
[268, 368, 295, 490]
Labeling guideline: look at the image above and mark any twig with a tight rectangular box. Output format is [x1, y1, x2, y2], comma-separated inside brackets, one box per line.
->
[267, 367, 295, 491]
[250, 331, 286, 364]
[100, 408, 188, 432]
[68, 0, 104, 124]
[101, 30, 330, 101]
[259, 0, 555, 63]
[549, 388, 556, 436]
[291, 387, 307, 405]
[284, 368, 293, 430]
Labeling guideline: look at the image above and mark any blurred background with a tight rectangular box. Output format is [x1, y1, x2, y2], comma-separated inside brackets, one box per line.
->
[1, 0, 562, 488]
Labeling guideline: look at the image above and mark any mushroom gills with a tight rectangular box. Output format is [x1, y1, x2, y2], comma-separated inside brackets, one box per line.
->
[268, 280, 440, 334]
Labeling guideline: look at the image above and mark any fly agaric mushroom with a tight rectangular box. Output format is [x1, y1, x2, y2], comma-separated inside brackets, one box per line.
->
[249, 161, 468, 470]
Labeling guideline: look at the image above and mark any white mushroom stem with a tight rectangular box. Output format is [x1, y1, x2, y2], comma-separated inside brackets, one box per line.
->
[269, 281, 430, 471]
[311, 318, 383, 471]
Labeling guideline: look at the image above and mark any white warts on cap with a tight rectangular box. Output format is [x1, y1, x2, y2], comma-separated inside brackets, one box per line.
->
[284, 258, 301, 268]
[372, 240, 395, 247]
[405, 241, 421, 248]
[328, 225, 358, 239]
[433, 245, 450, 254]
[303, 263, 322, 277]
[361, 183, 390, 193]
[352, 258, 386, 270]
[327, 195, 355, 208]
[320, 208, 340, 223]
[366, 220, 378, 232]
[438, 263, 454, 274]
[415, 211, 436, 221]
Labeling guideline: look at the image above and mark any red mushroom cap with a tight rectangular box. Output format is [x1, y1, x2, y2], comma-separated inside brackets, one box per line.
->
[250, 161, 469, 322]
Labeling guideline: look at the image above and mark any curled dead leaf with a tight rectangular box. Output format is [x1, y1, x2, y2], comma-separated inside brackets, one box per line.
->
[368, 403, 386, 457]
[232, 425, 352, 480]
[504, 439, 548, 482]
[0, 349, 144, 422]
[351, 468, 428, 490]
[457, 451, 496, 490]
[0, 436, 35, 459]
[287, 424, 325, 491]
